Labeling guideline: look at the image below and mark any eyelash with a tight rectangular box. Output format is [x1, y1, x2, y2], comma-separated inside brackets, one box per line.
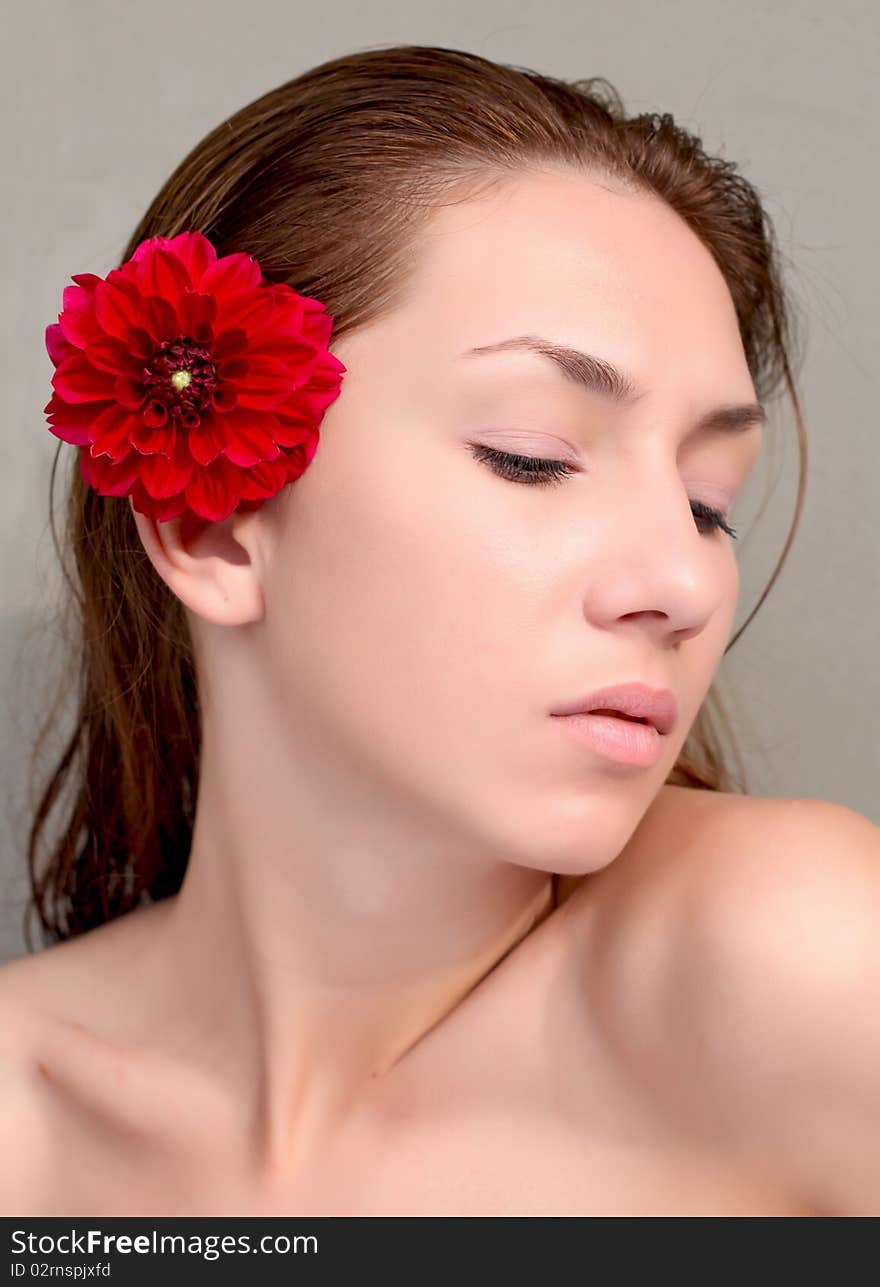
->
[469, 445, 738, 540]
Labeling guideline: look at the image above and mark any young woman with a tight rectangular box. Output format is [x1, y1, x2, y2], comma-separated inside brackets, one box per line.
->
[3, 44, 877, 1217]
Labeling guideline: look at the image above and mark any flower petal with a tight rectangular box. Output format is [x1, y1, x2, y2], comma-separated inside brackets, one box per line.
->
[125, 326, 156, 360]
[44, 393, 105, 445]
[238, 454, 292, 501]
[141, 296, 180, 343]
[301, 302, 334, 349]
[59, 283, 103, 348]
[199, 252, 262, 298]
[131, 236, 170, 264]
[70, 272, 102, 293]
[139, 428, 195, 498]
[211, 328, 248, 361]
[234, 358, 298, 410]
[246, 332, 318, 364]
[185, 453, 243, 522]
[130, 416, 176, 456]
[210, 383, 237, 413]
[129, 478, 188, 522]
[90, 402, 138, 461]
[46, 323, 79, 367]
[213, 287, 274, 332]
[80, 446, 143, 497]
[94, 271, 143, 340]
[52, 352, 116, 403]
[59, 308, 102, 350]
[176, 290, 217, 341]
[83, 336, 142, 376]
[272, 412, 312, 448]
[142, 401, 168, 428]
[220, 409, 280, 467]
[113, 374, 148, 411]
[276, 376, 343, 423]
[186, 410, 229, 466]
[138, 245, 193, 297]
[162, 232, 218, 286]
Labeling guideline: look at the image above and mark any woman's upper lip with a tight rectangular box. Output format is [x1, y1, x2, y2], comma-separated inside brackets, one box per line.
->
[549, 682, 678, 736]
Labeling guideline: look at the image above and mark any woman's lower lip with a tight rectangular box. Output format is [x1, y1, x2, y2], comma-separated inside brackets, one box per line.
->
[552, 712, 664, 768]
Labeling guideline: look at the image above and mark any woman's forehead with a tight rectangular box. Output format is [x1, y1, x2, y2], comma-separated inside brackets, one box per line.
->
[397, 171, 742, 355]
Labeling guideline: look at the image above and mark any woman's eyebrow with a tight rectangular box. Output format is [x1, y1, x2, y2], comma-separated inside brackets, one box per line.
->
[459, 334, 767, 435]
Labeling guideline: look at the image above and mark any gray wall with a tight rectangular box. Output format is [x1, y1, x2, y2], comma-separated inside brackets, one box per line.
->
[2, 0, 878, 961]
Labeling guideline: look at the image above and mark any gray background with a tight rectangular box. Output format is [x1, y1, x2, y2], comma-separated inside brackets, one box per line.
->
[2, 0, 877, 962]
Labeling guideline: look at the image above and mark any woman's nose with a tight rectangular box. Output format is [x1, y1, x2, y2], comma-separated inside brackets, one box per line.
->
[581, 487, 733, 645]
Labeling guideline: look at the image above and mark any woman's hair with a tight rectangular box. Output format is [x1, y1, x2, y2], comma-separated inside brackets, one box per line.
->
[21, 44, 807, 948]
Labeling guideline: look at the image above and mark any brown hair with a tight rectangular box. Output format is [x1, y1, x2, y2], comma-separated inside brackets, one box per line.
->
[20, 43, 807, 949]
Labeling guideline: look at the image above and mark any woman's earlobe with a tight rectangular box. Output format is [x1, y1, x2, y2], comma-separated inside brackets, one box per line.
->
[128, 497, 266, 627]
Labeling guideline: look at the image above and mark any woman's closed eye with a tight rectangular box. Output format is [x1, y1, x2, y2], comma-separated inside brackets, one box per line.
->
[467, 444, 738, 539]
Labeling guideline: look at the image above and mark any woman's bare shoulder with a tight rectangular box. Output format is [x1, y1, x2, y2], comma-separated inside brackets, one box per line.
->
[0, 936, 93, 1068]
[0, 906, 179, 1215]
[583, 783, 862, 902]
[580, 785, 879, 1210]
[0, 901, 172, 1027]
[0, 964, 57, 1215]
[582, 783, 873, 1021]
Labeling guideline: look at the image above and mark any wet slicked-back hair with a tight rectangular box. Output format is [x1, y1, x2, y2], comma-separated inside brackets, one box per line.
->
[24, 44, 807, 947]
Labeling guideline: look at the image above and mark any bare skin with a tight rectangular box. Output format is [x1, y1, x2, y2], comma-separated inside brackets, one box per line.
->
[0, 785, 820, 1216]
[3, 167, 834, 1214]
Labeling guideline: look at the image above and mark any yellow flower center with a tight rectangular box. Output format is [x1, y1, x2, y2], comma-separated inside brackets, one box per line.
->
[170, 369, 193, 392]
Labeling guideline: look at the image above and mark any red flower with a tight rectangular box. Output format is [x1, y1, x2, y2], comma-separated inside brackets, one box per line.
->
[44, 231, 347, 523]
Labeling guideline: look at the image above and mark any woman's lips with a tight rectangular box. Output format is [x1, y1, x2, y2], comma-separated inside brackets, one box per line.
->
[548, 683, 678, 736]
[590, 708, 647, 723]
[552, 711, 664, 768]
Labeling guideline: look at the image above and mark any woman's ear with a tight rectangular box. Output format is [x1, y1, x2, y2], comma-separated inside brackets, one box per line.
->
[128, 497, 267, 627]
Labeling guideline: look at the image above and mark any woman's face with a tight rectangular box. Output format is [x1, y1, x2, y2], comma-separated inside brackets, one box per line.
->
[256, 167, 764, 872]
